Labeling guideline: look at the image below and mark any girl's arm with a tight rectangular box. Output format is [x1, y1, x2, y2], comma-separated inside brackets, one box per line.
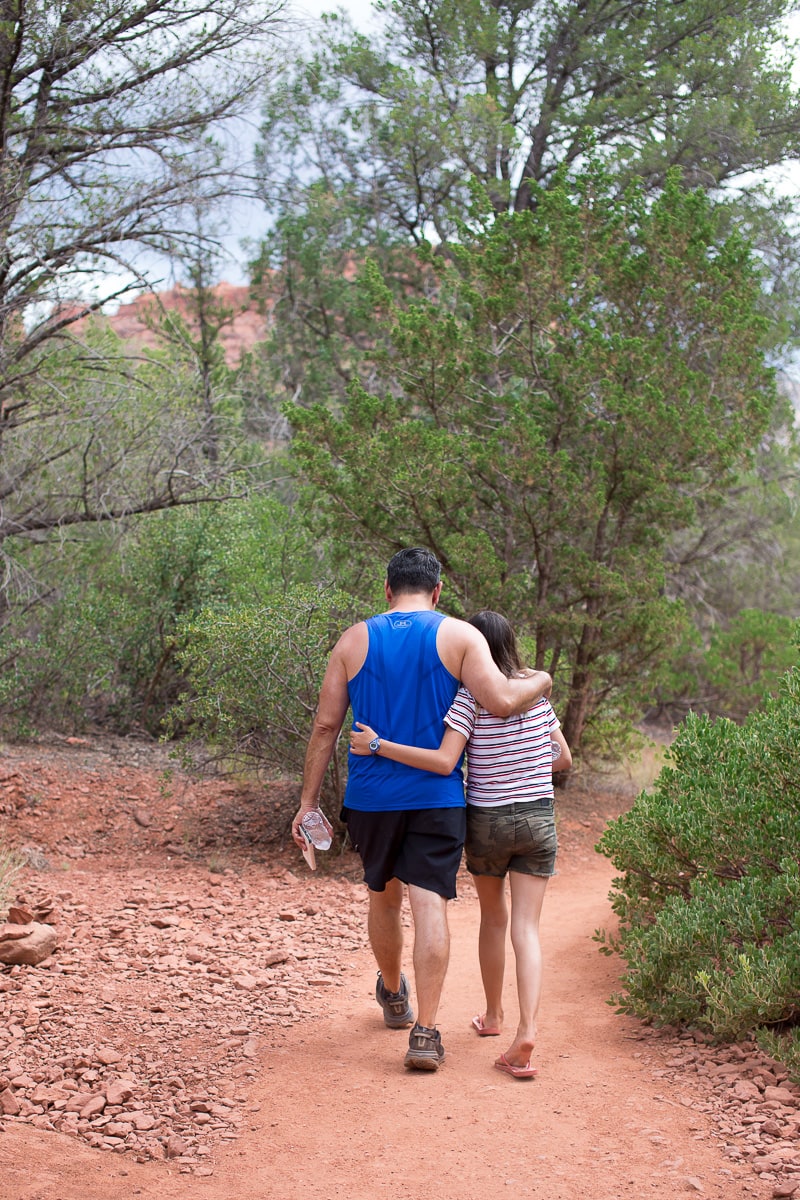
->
[551, 728, 572, 773]
[348, 720, 467, 775]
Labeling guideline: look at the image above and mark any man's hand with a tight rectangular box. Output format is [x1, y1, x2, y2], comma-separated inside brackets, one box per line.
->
[291, 803, 334, 850]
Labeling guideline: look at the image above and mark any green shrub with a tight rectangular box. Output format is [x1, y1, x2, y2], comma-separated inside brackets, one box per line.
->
[0, 496, 321, 736]
[596, 632, 800, 1078]
[650, 608, 797, 725]
[168, 584, 364, 815]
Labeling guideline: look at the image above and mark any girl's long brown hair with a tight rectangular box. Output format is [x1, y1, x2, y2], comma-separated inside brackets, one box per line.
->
[469, 610, 522, 679]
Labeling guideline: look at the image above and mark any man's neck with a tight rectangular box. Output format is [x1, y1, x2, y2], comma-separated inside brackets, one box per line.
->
[387, 591, 436, 613]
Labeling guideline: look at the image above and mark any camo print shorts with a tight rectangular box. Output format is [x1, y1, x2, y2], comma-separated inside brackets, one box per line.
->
[465, 800, 557, 878]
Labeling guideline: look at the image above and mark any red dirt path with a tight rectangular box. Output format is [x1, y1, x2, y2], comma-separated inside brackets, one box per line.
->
[0, 734, 792, 1200]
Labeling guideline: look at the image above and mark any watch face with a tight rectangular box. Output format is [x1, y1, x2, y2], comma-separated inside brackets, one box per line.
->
[369, 737, 380, 752]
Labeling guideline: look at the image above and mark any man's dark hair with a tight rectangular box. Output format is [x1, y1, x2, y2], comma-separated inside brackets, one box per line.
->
[386, 547, 442, 595]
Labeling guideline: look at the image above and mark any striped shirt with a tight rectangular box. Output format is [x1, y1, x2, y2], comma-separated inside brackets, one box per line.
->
[445, 686, 559, 807]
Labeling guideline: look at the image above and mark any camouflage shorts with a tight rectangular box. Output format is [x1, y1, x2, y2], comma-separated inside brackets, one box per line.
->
[465, 801, 557, 878]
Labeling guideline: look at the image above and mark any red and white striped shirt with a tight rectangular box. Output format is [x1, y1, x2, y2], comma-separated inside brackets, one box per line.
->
[445, 687, 559, 807]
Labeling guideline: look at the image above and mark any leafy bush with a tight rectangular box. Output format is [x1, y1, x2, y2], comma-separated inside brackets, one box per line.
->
[596, 632, 800, 1078]
[0, 496, 320, 736]
[652, 608, 797, 725]
[700, 609, 798, 721]
[168, 584, 364, 816]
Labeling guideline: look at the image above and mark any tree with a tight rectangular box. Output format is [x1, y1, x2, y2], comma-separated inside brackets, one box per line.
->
[0, 1, 284, 573]
[258, 0, 800, 237]
[252, 0, 800, 413]
[0, 310, 262, 616]
[286, 170, 777, 754]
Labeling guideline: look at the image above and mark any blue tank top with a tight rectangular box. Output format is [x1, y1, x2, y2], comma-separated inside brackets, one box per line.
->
[345, 610, 465, 812]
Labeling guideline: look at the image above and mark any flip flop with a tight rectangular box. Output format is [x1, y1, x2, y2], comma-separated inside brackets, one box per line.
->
[494, 1053, 537, 1079]
[472, 1015, 501, 1037]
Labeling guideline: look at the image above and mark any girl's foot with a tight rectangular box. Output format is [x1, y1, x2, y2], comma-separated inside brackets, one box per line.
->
[500, 1036, 535, 1068]
[494, 1053, 537, 1079]
[472, 1014, 502, 1036]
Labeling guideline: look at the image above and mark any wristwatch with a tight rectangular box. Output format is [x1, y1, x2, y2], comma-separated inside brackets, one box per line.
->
[369, 735, 381, 755]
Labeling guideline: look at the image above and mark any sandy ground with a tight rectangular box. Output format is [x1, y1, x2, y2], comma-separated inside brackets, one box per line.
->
[0, 735, 790, 1200]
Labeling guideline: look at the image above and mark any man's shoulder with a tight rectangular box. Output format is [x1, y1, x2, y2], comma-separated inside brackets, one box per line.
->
[436, 614, 483, 678]
[437, 614, 481, 645]
[336, 619, 369, 648]
[329, 620, 370, 681]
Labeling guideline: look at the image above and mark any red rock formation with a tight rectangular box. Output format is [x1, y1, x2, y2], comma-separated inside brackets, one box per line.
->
[70, 282, 271, 367]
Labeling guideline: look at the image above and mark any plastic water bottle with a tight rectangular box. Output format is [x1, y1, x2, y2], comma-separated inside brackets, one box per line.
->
[301, 810, 332, 850]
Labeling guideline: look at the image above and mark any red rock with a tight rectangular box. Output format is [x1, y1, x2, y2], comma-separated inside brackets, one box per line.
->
[104, 1121, 131, 1136]
[130, 1112, 156, 1131]
[95, 1048, 122, 1066]
[0, 1089, 21, 1116]
[80, 1094, 107, 1119]
[7, 906, 34, 924]
[0, 924, 31, 942]
[166, 1134, 188, 1158]
[232, 974, 257, 991]
[104, 1080, 134, 1105]
[9, 1073, 36, 1088]
[0, 922, 58, 965]
[765, 1087, 798, 1106]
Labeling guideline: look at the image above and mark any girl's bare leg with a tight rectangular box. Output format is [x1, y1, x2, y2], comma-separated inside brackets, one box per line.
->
[473, 874, 508, 1031]
[503, 872, 549, 1066]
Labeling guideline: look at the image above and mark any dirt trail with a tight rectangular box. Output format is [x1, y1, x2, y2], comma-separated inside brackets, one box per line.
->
[1, 808, 771, 1200]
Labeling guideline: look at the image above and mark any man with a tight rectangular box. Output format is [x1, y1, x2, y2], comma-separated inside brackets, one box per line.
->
[292, 547, 552, 1071]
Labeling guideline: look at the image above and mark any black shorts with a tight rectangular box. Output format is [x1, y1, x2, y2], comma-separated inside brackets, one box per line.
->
[342, 806, 467, 899]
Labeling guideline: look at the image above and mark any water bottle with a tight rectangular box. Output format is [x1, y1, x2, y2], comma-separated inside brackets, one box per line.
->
[301, 809, 332, 850]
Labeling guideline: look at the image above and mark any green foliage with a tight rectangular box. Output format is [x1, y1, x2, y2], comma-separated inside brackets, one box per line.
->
[245, 181, 432, 414]
[653, 609, 799, 723]
[286, 168, 776, 753]
[260, 0, 800, 227]
[0, 496, 320, 735]
[700, 610, 798, 720]
[596, 636, 800, 1078]
[168, 585, 364, 810]
[257, 0, 800, 366]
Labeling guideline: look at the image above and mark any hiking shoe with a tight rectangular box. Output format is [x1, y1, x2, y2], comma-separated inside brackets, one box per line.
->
[404, 1023, 445, 1071]
[376, 971, 414, 1029]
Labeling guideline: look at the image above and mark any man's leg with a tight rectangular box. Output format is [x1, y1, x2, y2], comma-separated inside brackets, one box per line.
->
[407, 883, 450, 1028]
[367, 877, 405, 992]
